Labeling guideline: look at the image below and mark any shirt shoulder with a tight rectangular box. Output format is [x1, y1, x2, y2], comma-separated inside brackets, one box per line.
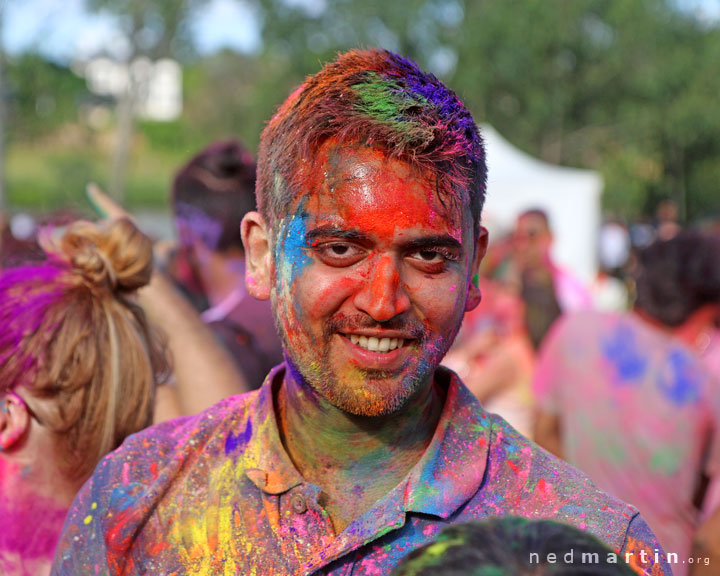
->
[51, 391, 258, 575]
[479, 414, 666, 563]
[113, 390, 257, 472]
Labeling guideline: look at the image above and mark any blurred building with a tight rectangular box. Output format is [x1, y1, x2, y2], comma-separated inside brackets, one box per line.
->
[73, 56, 183, 122]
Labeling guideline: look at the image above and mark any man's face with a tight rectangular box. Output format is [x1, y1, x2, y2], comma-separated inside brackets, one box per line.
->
[269, 142, 485, 417]
[513, 214, 552, 268]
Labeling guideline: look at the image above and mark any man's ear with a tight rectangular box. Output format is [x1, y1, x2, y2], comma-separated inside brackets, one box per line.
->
[241, 212, 272, 301]
[465, 226, 489, 312]
[0, 393, 31, 451]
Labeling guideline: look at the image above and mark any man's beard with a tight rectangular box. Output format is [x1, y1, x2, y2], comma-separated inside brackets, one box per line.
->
[274, 311, 454, 417]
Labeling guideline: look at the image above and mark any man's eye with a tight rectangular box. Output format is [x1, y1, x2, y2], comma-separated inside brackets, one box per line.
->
[329, 245, 350, 256]
[314, 243, 365, 266]
[407, 247, 458, 272]
[417, 249, 443, 262]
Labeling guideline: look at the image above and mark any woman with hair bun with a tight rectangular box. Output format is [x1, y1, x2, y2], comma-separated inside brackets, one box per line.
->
[0, 217, 169, 576]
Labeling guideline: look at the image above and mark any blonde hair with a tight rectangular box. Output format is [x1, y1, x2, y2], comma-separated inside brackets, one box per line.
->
[0, 218, 169, 481]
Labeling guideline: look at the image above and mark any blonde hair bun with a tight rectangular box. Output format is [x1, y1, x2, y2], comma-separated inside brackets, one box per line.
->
[41, 218, 153, 292]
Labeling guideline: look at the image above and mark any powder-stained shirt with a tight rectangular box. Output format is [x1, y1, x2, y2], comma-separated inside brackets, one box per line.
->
[534, 310, 720, 576]
[52, 365, 670, 576]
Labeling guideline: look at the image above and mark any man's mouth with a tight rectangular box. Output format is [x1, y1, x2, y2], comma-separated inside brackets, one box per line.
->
[346, 334, 407, 352]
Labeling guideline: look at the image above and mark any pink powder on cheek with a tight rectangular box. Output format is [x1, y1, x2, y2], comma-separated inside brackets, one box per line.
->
[0, 463, 69, 562]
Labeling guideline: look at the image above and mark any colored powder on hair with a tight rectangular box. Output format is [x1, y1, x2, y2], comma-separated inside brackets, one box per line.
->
[351, 73, 434, 147]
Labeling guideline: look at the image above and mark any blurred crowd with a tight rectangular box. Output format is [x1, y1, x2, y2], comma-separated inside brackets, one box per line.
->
[1, 131, 719, 576]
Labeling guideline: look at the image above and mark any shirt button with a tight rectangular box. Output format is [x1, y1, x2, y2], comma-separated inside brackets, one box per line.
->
[290, 493, 307, 514]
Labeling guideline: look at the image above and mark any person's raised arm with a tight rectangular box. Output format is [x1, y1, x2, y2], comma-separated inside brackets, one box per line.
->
[86, 184, 250, 419]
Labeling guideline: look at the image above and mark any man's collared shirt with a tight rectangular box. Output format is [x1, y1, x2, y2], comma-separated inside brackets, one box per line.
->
[52, 366, 670, 575]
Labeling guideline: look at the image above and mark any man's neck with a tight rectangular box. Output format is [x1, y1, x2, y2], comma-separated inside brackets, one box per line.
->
[635, 305, 719, 353]
[276, 368, 444, 533]
[672, 305, 719, 353]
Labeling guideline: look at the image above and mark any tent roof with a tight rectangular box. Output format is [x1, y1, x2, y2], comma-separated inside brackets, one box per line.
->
[480, 124, 603, 283]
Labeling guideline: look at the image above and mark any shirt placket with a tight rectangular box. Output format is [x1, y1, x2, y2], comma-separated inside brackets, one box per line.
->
[265, 483, 336, 575]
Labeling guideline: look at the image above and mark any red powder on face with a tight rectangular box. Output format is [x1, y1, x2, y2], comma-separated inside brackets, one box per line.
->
[299, 139, 464, 245]
[367, 256, 407, 319]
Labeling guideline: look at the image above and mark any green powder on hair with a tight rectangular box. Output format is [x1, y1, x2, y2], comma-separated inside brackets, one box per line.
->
[351, 72, 435, 147]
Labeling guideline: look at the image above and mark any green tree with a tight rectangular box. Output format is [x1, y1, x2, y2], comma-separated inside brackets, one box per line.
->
[246, 0, 720, 221]
[453, 0, 719, 220]
[84, 0, 209, 200]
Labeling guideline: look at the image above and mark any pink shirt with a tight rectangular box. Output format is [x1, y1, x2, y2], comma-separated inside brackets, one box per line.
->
[534, 311, 720, 575]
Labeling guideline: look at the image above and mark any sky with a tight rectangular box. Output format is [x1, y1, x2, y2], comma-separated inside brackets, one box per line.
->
[2, 0, 262, 62]
[2, 0, 719, 63]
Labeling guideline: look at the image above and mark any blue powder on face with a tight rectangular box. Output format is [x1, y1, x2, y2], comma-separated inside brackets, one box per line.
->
[276, 202, 313, 288]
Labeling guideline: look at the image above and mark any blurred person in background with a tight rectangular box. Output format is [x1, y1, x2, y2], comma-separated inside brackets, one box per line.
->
[0, 218, 169, 576]
[655, 199, 682, 241]
[166, 140, 283, 390]
[443, 276, 536, 438]
[486, 209, 592, 350]
[392, 517, 637, 576]
[85, 184, 252, 419]
[533, 230, 720, 576]
[593, 217, 631, 312]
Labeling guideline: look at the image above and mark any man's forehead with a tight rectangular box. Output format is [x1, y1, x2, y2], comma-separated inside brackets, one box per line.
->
[288, 140, 471, 239]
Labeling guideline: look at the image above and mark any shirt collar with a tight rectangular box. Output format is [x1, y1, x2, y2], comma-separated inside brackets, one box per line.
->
[200, 285, 246, 323]
[243, 364, 491, 519]
[243, 365, 305, 494]
[401, 366, 491, 518]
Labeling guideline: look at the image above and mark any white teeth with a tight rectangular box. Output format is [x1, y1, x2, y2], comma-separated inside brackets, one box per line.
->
[347, 335, 405, 352]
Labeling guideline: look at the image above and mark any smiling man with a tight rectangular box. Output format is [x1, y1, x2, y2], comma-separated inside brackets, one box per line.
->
[51, 49, 670, 575]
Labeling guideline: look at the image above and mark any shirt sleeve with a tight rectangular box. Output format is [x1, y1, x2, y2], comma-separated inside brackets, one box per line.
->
[619, 513, 672, 576]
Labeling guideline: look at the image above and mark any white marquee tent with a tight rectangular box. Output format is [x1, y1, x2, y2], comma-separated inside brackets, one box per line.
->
[480, 124, 603, 284]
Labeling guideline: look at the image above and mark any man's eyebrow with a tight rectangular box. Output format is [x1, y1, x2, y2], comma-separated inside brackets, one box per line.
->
[305, 225, 464, 251]
[403, 235, 463, 252]
[305, 225, 370, 244]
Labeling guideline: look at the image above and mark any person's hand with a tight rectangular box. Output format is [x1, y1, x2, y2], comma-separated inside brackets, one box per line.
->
[85, 183, 133, 221]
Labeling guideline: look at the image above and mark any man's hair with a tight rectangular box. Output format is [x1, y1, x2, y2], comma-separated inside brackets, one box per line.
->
[257, 48, 486, 236]
[0, 219, 170, 481]
[171, 139, 257, 252]
[392, 517, 636, 576]
[634, 229, 720, 327]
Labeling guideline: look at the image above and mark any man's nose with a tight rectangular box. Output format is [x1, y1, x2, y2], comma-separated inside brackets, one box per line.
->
[353, 256, 411, 322]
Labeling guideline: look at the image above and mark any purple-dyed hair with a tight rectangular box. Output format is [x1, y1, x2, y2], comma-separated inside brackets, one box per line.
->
[0, 218, 168, 481]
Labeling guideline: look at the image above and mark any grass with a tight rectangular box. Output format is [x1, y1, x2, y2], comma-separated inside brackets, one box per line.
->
[5, 141, 187, 215]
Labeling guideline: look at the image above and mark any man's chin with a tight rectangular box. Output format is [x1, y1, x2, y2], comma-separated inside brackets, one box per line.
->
[317, 370, 431, 418]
